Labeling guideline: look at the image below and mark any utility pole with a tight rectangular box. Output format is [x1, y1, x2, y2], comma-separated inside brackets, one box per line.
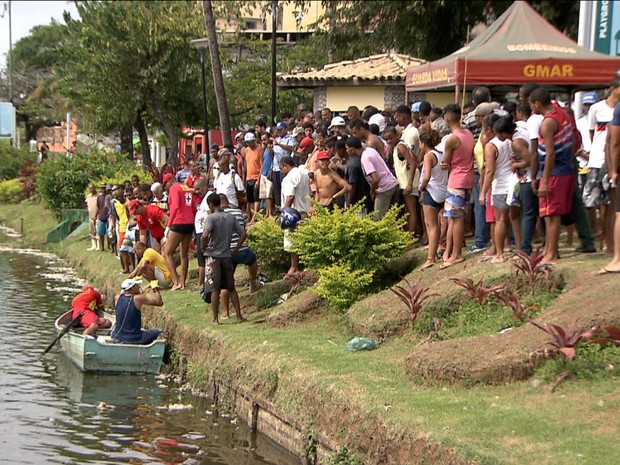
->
[199, 48, 209, 167]
[271, 0, 277, 125]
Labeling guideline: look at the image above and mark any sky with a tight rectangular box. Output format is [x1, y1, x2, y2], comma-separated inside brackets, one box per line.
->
[0, 1, 79, 68]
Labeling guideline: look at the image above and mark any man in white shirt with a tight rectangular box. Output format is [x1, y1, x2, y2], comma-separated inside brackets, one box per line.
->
[214, 150, 245, 208]
[193, 178, 212, 290]
[585, 78, 620, 235]
[576, 92, 598, 189]
[279, 155, 311, 276]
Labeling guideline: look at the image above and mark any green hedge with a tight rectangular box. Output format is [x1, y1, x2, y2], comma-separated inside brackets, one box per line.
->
[0, 179, 25, 204]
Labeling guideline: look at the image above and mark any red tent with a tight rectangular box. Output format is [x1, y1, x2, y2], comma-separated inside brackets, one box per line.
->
[405, 1, 620, 99]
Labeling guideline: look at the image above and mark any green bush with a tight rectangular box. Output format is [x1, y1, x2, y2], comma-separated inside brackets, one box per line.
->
[291, 204, 412, 310]
[36, 149, 138, 219]
[247, 215, 289, 273]
[97, 165, 153, 188]
[316, 264, 374, 311]
[0, 142, 36, 181]
[0, 178, 25, 204]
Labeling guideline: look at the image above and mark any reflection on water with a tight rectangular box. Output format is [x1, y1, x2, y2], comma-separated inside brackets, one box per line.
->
[0, 249, 300, 465]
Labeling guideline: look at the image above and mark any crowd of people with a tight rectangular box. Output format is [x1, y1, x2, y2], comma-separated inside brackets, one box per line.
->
[74, 77, 620, 337]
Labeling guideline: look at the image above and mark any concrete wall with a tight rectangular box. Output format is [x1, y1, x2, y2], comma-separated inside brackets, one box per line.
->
[325, 86, 385, 112]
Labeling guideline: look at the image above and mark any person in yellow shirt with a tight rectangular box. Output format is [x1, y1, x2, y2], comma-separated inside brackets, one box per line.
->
[129, 241, 172, 289]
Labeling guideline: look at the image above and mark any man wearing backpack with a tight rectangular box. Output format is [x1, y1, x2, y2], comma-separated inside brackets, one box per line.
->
[214, 149, 246, 209]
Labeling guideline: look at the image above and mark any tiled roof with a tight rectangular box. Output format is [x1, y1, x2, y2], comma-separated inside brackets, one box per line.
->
[278, 52, 425, 84]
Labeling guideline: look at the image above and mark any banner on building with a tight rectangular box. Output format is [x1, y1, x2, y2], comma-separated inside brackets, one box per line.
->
[594, 0, 620, 56]
[0, 102, 15, 139]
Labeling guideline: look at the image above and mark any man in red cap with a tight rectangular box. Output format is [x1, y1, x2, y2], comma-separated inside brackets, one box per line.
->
[162, 172, 196, 290]
[128, 199, 169, 253]
[313, 150, 351, 209]
[71, 285, 112, 337]
[296, 136, 314, 165]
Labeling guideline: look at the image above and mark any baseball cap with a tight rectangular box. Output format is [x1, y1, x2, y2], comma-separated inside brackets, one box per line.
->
[473, 102, 501, 117]
[297, 137, 315, 153]
[244, 132, 256, 142]
[217, 148, 232, 157]
[276, 121, 288, 131]
[582, 92, 599, 105]
[235, 133, 243, 141]
[329, 116, 346, 128]
[210, 143, 219, 150]
[368, 113, 386, 132]
[411, 102, 421, 112]
[316, 150, 330, 161]
[162, 173, 174, 185]
[121, 278, 142, 291]
[292, 126, 304, 138]
[128, 199, 142, 214]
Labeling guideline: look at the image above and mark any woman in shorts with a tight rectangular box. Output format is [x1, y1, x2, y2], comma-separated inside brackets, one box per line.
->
[418, 129, 448, 270]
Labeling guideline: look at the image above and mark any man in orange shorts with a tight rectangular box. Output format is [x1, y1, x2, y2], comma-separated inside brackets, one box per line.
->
[71, 285, 112, 337]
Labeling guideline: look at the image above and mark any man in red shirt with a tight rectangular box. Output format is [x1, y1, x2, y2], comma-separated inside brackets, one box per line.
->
[71, 285, 111, 336]
[163, 173, 196, 290]
[128, 199, 169, 253]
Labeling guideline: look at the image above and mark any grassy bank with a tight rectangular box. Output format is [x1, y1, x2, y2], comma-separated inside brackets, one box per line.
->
[2, 201, 619, 465]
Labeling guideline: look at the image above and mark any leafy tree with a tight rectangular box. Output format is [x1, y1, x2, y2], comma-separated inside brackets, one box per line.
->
[9, 21, 71, 140]
[291, 0, 579, 61]
[58, 1, 207, 166]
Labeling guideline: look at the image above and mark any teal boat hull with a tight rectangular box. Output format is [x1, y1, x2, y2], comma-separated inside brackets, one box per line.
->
[55, 311, 165, 374]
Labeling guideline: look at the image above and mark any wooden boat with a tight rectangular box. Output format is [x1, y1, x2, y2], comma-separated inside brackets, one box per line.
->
[54, 310, 166, 374]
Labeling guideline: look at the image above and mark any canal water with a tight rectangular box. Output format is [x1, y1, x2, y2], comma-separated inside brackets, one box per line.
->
[0, 245, 300, 465]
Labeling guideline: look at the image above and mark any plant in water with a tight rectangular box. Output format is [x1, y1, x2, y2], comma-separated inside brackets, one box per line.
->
[451, 277, 506, 305]
[512, 247, 549, 292]
[390, 277, 437, 325]
[496, 291, 537, 321]
[528, 319, 600, 361]
[590, 325, 620, 347]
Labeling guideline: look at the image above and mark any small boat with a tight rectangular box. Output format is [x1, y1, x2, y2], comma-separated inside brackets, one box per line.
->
[54, 310, 166, 374]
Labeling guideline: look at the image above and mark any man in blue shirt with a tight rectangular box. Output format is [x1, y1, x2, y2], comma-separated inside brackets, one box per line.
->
[259, 132, 275, 217]
[272, 121, 296, 207]
[112, 279, 163, 344]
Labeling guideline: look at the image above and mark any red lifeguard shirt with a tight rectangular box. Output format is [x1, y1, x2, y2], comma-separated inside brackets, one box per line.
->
[137, 204, 167, 240]
[167, 182, 196, 226]
[71, 286, 103, 320]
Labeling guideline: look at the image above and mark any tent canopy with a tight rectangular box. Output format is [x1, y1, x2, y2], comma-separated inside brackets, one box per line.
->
[406, 1, 620, 93]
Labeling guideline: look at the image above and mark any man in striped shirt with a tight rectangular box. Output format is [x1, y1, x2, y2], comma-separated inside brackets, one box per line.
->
[219, 194, 261, 319]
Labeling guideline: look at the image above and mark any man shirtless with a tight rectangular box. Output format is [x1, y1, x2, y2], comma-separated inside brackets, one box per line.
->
[314, 150, 351, 208]
[350, 119, 386, 157]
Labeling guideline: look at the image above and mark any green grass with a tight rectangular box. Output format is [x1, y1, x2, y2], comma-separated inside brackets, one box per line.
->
[1, 201, 619, 465]
[0, 200, 57, 245]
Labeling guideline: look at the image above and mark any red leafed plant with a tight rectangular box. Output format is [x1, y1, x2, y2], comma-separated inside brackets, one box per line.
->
[451, 277, 506, 305]
[390, 277, 437, 325]
[589, 326, 620, 347]
[528, 319, 600, 361]
[496, 291, 537, 321]
[19, 160, 39, 199]
[512, 247, 549, 292]
[284, 271, 308, 294]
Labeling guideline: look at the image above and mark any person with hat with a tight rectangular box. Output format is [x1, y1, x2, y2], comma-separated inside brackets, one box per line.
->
[272, 121, 296, 207]
[129, 241, 172, 289]
[328, 116, 348, 139]
[162, 172, 196, 291]
[111, 278, 163, 344]
[576, 93, 599, 188]
[129, 199, 169, 253]
[71, 285, 112, 337]
[241, 131, 262, 223]
[313, 150, 350, 209]
[214, 149, 246, 209]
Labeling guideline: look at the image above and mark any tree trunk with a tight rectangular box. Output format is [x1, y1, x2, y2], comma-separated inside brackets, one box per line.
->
[203, 0, 232, 147]
[134, 109, 152, 168]
[150, 94, 179, 166]
[120, 126, 133, 159]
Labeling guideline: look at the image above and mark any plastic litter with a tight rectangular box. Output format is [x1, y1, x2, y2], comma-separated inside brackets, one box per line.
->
[346, 337, 379, 352]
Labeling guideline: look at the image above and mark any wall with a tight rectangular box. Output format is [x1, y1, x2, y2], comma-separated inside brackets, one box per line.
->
[325, 86, 386, 112]
[36, 120, 78, 154]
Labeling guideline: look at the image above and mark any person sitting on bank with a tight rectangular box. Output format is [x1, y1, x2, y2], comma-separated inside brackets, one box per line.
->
[71, 285, 112, 337]
[111, 279, 163, 344]
[129, 241, 173, 289]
